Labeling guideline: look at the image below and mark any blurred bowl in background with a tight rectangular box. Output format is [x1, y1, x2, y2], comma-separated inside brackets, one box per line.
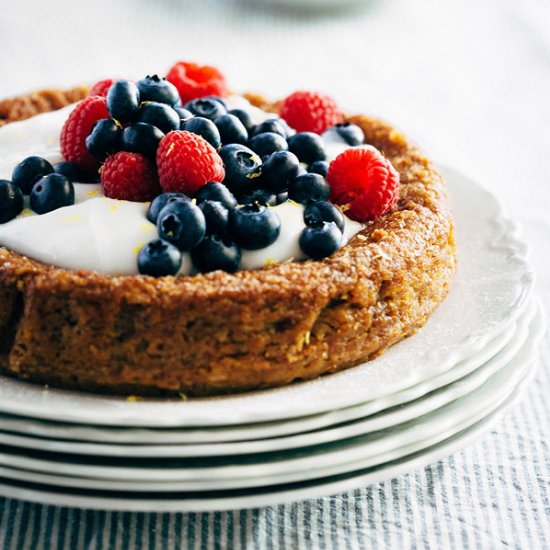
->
[247, 0, 369, 12]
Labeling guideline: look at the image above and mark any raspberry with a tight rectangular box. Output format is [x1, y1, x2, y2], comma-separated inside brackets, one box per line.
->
[279, 91, 343, 135]
[166, 61, 228, 104]
[60, 96, 109, 170]
[88, 79, 114, 97]
[101, 152, 160, 202]
[157, 131, 225, 195]
[327, 146, 400, 222]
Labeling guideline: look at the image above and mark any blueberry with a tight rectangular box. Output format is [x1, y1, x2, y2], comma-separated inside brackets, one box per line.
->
[196, 182, 237, 210]
[106, 80, 140, 122]
[260, 151, 300, 192]
[299, 221, 343, 260]
[229, 204, 281, 250]
[121, 123, 164, 159]
[198, 200, 229, 235]
[184, 98, 226, 121]
[181, 117, 221, 149]
[288, 132, 327, 164]
[157, 200, 206, 251]
[136, 102, 180, 134]
[136, 75, 179, 106]
[174, 107, 194, 121]
[219, 144, 262, 195]
[215, 114, 248, 145]
[252, 118, 287, 138]
[85, 118, 121, 159]
[0, 179, 24, 223]
[146, 192, 190, 224]
[12, 156, 54, 194]
[308, 160, 329, 177]
[137, 238, 182, 277]
[288, 173, 331, 204]
[240, 188, 277, 207]
[54, 162, 98, 183]
[228, 108, 254, 133]
[248, 132, 288, 157]
[191, 235, 241, 274]
[202, 96, 228, 109]
[276, 192, 288, 205]
[332, 122, 364, 146]
[304, 201, 345, 232]
[30, 173, 75, 214]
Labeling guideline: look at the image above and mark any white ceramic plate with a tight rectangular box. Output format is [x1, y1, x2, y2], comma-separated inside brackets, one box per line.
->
[0, 366, 536, 512]
[0, 301, 535, 459]
[0, 303, 541, 489]
[0, 167, 534, 427]
[0, 316, 517, 445]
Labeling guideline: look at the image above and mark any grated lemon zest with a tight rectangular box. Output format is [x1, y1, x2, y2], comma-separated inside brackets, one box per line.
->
[140, 223, 156, 234]
[133, 241, 147, 255]
[60, 214, 82, 224]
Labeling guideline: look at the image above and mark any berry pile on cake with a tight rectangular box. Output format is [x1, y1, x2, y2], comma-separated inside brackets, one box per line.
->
[1, 65, 398, 277]
[0, 61, 456, 396]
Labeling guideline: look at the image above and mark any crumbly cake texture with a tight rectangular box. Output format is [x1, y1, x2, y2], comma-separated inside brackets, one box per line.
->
[0, 88, 456, 396]
[0, 87, 88, 127]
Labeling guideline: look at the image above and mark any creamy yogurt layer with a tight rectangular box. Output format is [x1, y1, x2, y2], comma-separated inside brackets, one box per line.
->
[0, 97, 362, 276]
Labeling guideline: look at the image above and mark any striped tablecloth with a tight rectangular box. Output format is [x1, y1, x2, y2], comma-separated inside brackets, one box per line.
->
[1, 0, 549, 547]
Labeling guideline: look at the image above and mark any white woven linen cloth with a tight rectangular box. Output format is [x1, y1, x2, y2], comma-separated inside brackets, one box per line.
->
[0, 0, 549, 547]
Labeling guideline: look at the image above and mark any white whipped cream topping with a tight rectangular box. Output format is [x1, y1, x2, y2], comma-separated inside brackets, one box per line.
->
[0, 96, 362, 276]
[0, 198, 160, 275]
[322, 126, 354, 160]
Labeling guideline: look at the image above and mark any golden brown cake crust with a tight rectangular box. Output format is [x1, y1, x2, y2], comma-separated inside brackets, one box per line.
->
[0, 87, 88, 127]
[0, 89, 456, 396]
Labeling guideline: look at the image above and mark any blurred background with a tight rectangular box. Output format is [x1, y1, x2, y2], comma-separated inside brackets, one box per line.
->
[0, 0, 549, 276]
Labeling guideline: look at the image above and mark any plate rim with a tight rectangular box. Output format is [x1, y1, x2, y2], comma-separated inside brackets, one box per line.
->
[0, 370, 527, 493]
[0, 372, 534, 512]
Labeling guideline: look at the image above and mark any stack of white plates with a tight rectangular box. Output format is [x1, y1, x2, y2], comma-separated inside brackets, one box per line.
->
[0, 167, 543, 512]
